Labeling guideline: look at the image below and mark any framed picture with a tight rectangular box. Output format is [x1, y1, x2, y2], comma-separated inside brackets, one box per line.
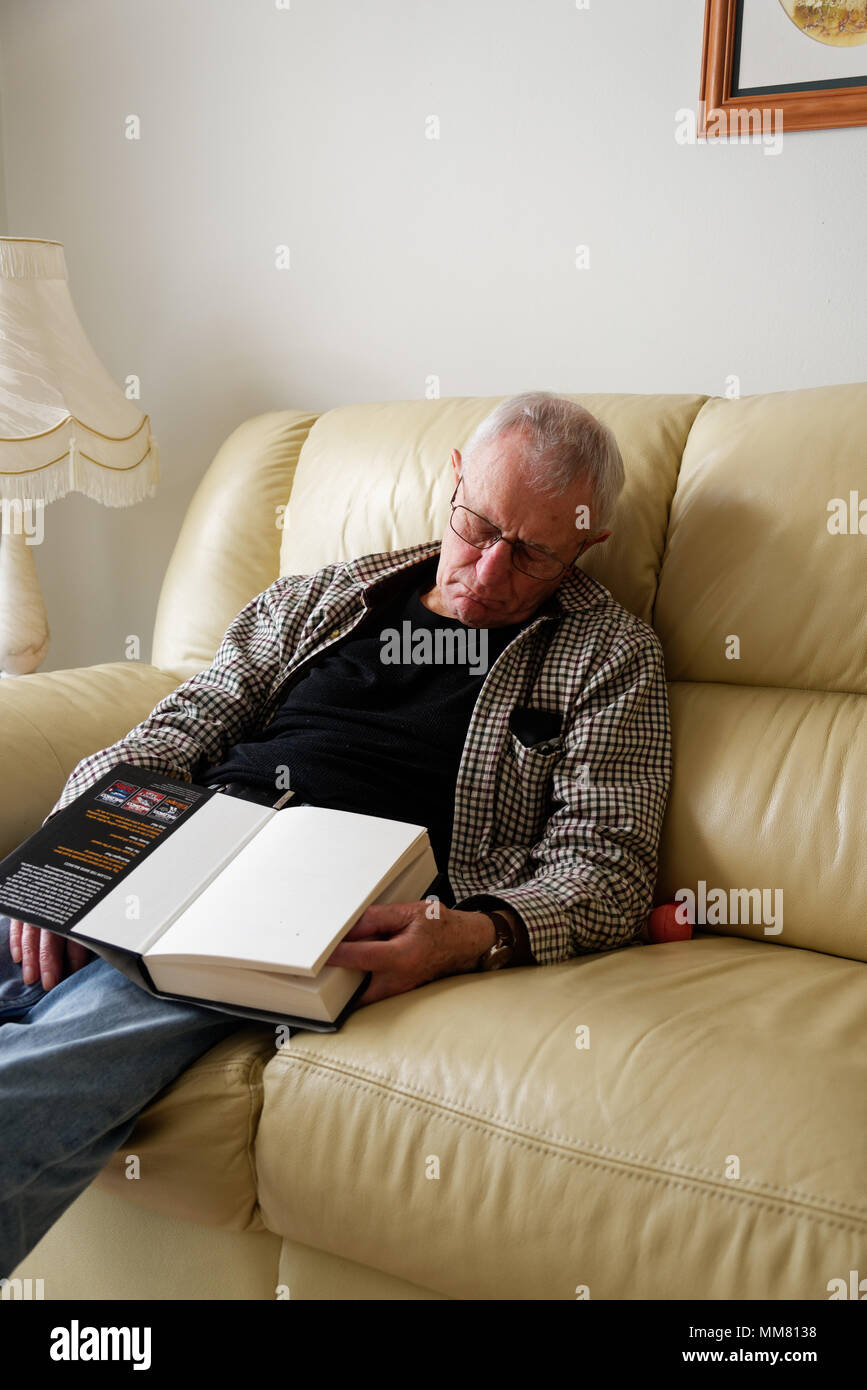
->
[701, 0, 867, 133]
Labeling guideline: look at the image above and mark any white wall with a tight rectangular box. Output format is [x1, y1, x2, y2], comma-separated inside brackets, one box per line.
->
[0, 0, 865, 673]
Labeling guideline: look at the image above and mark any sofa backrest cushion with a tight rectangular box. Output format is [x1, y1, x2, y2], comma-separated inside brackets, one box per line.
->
[654, 383, 867, 962]
[153, 410, 319, 680]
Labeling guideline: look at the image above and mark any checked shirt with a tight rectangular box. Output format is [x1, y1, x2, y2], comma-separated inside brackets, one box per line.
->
[43, 540, 672, 968]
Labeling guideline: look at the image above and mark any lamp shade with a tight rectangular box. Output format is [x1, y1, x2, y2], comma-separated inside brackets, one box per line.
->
[0, 237, 159, 506]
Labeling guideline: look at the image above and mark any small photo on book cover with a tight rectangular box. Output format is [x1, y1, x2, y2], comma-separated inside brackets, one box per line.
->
[95, 779, 138, 808]
[122, 788, 167, 816]
[149, 796, 196, 825]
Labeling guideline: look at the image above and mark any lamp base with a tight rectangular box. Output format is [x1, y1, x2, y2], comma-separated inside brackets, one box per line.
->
[0, 526, 50, 675]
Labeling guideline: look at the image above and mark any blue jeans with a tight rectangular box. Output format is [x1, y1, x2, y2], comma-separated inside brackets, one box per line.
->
[0, 915, 247, 1278]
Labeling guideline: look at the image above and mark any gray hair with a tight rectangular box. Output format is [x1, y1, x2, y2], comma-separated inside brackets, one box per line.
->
[461, 391, 625, 532]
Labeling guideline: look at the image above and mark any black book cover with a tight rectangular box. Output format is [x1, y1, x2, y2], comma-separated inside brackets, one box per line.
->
[0, 762, 220, 935]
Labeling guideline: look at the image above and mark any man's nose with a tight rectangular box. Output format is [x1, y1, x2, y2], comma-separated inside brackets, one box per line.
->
[475, 539, 514, 585]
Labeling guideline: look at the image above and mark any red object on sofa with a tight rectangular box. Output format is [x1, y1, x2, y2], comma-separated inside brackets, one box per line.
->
[642, 901, 694, 943]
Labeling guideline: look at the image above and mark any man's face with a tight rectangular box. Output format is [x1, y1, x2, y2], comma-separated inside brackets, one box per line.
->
[433, 429, 609, 628]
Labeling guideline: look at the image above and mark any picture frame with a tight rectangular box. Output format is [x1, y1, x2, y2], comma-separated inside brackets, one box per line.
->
[700, 0, 867, 133]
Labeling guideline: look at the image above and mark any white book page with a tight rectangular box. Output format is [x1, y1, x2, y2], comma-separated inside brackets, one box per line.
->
[69, 793, 273, 953]
[145, 806, 429, 976]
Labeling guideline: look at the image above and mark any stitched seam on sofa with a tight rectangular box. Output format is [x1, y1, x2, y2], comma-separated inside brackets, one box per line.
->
[244, 1056, 268, 1209]
[155, 1057, 269, 1112]
[269, 1054, 867, 1221]
[670, 676, 867, 700]
[141, 1055, 267, 1230]
[230, 1057, 270, 1236]
[156, 1056, 273, 1087]
[5, 705, 68, 778]
[264, 1066, 867, 1236]
[147, 1070, 262, 1100]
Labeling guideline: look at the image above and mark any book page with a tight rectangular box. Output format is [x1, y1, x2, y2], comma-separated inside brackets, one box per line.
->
[146, 806, 429, 976]
[69, 793, 274, 953]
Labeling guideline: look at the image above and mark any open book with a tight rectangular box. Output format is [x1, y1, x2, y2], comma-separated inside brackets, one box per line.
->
[0, 762, 437, 1032]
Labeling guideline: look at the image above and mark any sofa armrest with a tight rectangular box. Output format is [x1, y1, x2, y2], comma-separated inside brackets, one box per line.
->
[0, 662, 182, 855]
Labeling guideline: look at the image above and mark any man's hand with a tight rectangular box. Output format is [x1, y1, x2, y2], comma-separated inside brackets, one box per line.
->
[8, 920, 95, 991]
[324, 901, 497, 1008]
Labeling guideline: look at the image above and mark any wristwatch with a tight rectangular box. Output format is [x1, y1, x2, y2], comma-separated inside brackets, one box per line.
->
[476, 910, 517, 971]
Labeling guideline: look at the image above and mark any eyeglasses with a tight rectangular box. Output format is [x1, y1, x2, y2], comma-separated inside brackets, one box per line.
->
[448, 477, 588, 581]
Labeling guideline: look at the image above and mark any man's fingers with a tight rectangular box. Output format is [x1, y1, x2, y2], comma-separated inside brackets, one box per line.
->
[38, 930, 67, 990]
[20, 923, 43, 984]
[66, 939, 94, 973]
[9, 919, 22, 961]
[344, 901, 420, 939]
[327, 936, 401, 971]
[13, 921, 90, 989]
[20, 924, 65, 989]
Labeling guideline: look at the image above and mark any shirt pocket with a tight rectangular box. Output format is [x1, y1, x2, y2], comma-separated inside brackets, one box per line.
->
[493, 732, 564, 848]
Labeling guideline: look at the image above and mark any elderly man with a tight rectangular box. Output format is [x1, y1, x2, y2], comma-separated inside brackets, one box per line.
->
[0, 391, 671, 1274]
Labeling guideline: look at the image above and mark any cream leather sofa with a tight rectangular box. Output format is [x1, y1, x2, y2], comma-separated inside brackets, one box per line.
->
[6, 387, 866, 1300]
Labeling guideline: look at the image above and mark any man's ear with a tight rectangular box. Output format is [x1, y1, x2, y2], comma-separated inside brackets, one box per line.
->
[451, 448, 462, 483]
[585, 529, 611, 551]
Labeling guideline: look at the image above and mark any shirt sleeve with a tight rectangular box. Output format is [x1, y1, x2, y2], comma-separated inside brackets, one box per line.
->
[40, 576, 306, 826]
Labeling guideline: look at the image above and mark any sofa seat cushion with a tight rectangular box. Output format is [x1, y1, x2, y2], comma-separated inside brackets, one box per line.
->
[254, 936, 867, 1300]
[94, 1026, 276, 1231]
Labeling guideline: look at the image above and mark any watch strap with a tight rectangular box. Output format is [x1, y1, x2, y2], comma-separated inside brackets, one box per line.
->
[476, 909, 516, 971]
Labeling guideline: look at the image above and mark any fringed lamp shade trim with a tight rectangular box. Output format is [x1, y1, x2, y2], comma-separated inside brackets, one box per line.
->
[0, 432, 160, 507]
